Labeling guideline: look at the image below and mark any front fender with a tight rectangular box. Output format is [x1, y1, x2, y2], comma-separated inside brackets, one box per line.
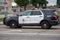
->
[3, 16, 18, 26]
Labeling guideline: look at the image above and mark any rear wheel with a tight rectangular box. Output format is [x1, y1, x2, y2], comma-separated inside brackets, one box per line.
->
[41, 21, 51, 29]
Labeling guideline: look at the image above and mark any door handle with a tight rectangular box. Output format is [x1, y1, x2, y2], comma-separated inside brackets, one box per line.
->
[40, 16, 42, 17]
[23, 19, 25, 21]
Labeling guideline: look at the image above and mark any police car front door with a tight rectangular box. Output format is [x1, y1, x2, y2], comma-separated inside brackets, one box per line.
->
[19, 11, 31, 24]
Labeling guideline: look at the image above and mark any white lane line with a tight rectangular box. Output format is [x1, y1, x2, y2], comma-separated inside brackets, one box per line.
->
[39, 33, 60, 36]
[9, 30, 22, 32]
[0, 30, 22, 32]
[0, 33, 60, 36]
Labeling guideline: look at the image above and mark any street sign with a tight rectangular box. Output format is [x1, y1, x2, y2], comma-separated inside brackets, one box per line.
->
[4, 2, 7, 6]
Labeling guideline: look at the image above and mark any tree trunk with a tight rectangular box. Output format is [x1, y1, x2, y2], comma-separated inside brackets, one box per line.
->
[45, 4, 47, 8]
[24, 6, 26, 11]
[42, 3, 43, 8]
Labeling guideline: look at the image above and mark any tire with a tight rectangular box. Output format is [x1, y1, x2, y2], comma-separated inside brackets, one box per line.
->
[41, 21, 51, 29]
[18, 26, 22, 28]
[9, 21, 18, 28]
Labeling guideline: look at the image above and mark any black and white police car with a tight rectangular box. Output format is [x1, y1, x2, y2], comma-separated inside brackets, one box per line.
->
[3, 9, 59, 29]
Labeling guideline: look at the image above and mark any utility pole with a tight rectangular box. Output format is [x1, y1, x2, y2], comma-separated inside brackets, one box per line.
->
[8, 0, 12, 13]
[4, 0, 7, 17]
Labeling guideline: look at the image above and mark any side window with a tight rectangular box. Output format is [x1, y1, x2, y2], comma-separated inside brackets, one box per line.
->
[22, 11, 31, 16]
[30, 11, 42, 15]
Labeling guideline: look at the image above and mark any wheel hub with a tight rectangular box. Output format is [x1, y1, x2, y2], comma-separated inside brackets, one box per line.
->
[12, 23, 15, 26]
[43, 24, 47, 27]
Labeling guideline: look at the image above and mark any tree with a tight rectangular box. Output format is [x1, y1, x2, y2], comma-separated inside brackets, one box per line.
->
[41, 0, 48, 8]
[57, 0, 60, 4]
[14, 0, 29, 10]
[57, 0, 60, 7]
[31, 0, 48, 8]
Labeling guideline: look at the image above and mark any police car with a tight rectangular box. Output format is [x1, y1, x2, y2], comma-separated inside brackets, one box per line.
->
[3, 9, 59, 29]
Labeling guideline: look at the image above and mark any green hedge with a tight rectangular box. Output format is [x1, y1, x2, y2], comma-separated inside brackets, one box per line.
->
[0, 12, 10, 15]
[58, 12, 60, 20]
[0, 12, 60, 22]
[58, 12, 60, 16]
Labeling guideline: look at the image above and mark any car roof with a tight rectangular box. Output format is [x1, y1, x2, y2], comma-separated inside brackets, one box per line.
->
[41, 9, 56, 10]
[26, 9, 56, 11]
[26, 10, 40, 11]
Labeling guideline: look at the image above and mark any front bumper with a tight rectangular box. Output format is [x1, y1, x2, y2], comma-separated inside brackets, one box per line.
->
[3, 17, 6, 25]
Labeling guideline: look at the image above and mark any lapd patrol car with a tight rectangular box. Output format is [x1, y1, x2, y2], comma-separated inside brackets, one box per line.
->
[3, 9, 59, 29]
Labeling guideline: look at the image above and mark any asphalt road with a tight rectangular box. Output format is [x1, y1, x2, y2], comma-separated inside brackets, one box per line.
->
[0, 25, 60, 40]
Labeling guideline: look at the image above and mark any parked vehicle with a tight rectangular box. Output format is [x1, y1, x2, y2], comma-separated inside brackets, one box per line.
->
[0, 12, 10, 15]
[3, 9, 59, 29]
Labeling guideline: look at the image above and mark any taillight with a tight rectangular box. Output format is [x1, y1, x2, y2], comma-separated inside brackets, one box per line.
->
[52, 15, 57, 20]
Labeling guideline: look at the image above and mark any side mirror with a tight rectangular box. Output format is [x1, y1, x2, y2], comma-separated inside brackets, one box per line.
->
[20, 15, 22, 16]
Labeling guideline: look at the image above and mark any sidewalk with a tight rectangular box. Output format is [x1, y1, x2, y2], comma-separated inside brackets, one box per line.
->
[0, 22, 3, 25]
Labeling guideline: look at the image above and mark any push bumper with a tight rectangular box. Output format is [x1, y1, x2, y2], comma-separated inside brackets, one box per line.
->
[3, 17, 8, 26]
[3, 17, 6, 25]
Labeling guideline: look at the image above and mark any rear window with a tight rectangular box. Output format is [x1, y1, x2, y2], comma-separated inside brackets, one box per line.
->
[42, 10, 56, 15]
[30, 11, 42, 15]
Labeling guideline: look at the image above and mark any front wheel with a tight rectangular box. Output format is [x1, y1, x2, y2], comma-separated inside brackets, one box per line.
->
[9, 21, 18, 28]
[41, 21, 52, 29]
[18, 26, 22, 28]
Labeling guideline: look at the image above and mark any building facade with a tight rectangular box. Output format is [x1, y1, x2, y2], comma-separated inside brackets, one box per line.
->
[0, 0, 12, 12]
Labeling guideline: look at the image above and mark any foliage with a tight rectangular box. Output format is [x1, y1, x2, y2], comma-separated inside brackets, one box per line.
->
[14, 0, 29, 10]
[0, 18, 3, 22]
[31, 0, 48, 8]
[14, 0, 48, 10]
[57, 0, 60, 4]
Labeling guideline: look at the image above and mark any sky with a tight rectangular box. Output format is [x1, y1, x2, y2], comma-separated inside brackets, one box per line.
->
[12, 0, 57, 6]
[47, 0, 57, 6]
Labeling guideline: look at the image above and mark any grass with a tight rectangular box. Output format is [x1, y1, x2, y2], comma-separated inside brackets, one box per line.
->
[0, 18, 3, 22]
[58, 12, 60, 16]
